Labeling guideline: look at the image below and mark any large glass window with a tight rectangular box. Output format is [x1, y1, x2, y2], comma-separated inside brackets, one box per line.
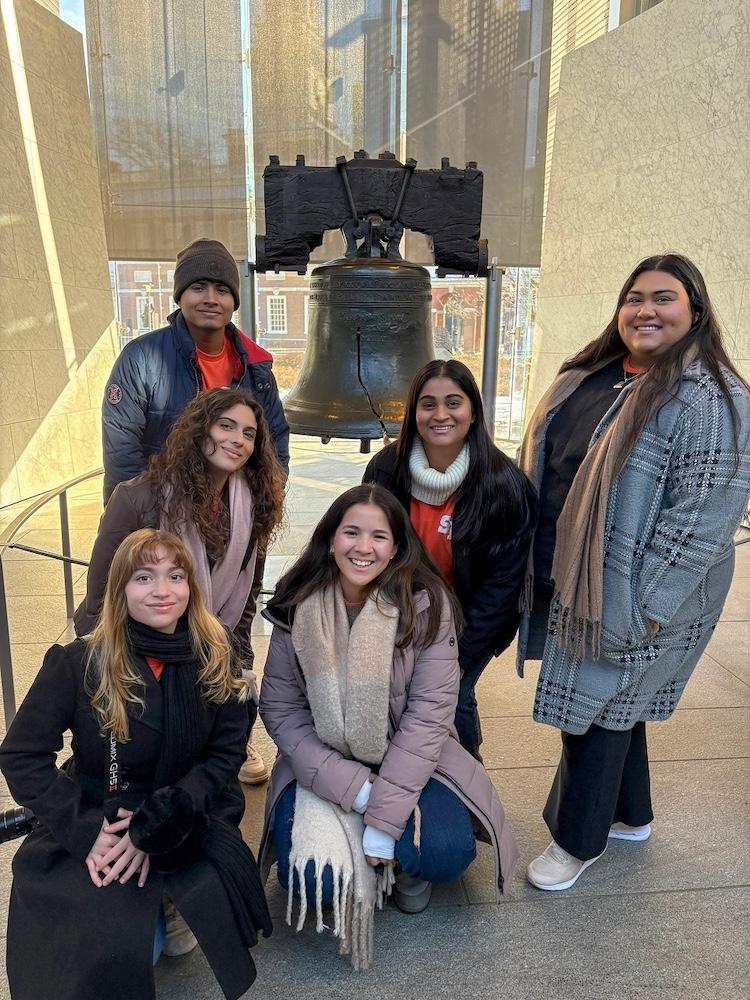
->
[77, 1, 681, 443]
[82, 0, 555, 441]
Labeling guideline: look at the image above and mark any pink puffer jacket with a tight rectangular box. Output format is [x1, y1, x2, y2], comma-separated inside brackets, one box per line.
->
[258, 591, 519, 897]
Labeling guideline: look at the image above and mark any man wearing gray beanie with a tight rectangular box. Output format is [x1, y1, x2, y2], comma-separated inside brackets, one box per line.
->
[172, 237, 241, 309]
[101, 236, 288, 496]
[99, 237, 290, 789]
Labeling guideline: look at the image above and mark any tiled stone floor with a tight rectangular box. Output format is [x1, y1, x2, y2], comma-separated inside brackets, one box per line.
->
[0, 435, 748, 999]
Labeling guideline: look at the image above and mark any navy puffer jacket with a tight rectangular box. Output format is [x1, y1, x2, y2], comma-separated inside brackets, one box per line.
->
[102, 311, 290, 500]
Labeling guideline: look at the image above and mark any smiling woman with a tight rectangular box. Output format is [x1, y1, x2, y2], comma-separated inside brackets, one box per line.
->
[330, 502, 398, 603]
[517, 253, 750, 893]
[414, 376, 474, 469]
[202, 403, 258, 483]
[0, 528, 271, 1000]
[617, 270, 694, 367]
[363, 360, 537, 760]
[74, 386, 284, 677]
[256, 484, 519, 968]
[123, 546, 190, 633]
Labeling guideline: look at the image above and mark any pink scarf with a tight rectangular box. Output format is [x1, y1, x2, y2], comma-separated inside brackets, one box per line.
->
[162, 473, 257, 630]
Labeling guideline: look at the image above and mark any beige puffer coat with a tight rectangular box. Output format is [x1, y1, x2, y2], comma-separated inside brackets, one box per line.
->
[258, 591, 519, 897]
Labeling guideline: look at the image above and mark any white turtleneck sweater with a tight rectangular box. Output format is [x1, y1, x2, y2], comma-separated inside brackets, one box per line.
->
[408, 438, 470, 505]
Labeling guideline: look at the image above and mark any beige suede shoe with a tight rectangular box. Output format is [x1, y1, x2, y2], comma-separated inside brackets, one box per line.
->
[163, 899, 198, 957]
[238, 742, 270, 785]
[527, 840, 605, 891]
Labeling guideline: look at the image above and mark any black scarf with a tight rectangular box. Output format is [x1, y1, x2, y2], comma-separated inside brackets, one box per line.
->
[126, 615, 194, 664]
[125, 616, 272, 949]
[127, 616, 204, 787]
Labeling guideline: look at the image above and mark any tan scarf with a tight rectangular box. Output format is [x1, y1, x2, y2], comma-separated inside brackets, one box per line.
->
[519, 353, 641, 658]
[161, 472, 257, 631]
[288, 584, 399, 970]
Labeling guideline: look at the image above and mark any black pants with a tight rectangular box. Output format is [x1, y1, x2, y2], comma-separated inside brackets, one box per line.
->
[454, 653, 494, 761]
[244, 552, 265, 740]
[543, 722, 654, 861]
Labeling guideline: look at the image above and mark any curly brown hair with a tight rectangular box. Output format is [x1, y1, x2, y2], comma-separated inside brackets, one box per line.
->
[148, 388, 285, 559]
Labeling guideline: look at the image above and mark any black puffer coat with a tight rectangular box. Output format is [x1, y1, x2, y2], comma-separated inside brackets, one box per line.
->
[363, 443, 536, 672]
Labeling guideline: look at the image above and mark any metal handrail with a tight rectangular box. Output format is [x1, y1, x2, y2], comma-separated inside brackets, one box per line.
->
[0, 468, 103, 727]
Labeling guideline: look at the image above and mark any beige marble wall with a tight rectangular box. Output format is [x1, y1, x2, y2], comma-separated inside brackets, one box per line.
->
[528, 0, 750, 412]
[543, 0, 610, 217]
[0, 0, 117, 506]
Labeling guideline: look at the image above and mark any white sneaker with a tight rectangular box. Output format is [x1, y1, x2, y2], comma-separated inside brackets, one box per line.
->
[163, 899, 197, 957]
[608, 822, 652, 841]
[238, 742, 270, 785]
[527, 840, 605, 891]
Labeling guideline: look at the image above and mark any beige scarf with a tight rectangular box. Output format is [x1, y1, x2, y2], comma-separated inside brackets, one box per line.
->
[288, 585, 400, 970]
[518, 354, 641, 658]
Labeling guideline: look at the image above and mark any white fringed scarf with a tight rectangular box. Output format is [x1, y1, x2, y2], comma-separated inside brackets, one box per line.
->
[288, 584, 399, 970]
[408, 439, 469, 504]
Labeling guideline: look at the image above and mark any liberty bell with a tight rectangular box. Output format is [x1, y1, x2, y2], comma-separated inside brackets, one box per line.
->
[282, 247, 434, 447]
[257, 151, 487, 448]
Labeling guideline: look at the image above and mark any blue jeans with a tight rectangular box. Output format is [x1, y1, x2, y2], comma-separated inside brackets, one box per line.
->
[274, 778, 477, 905]
[153, 906, 166, 964]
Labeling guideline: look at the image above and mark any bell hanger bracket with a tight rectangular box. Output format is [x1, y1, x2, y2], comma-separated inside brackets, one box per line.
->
[257, 150, 487, 276]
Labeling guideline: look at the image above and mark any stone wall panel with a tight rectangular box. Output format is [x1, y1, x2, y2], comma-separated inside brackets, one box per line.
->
[0, 0, 116, 506]
[529, 0, 750, 410]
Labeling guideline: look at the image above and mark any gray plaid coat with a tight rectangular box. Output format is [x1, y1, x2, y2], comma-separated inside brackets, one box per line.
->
[518, 360, 750, 734]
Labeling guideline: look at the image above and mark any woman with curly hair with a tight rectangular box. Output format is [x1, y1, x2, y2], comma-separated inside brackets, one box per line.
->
[77, 386, 284, 652]
[1, 528, 271, 1000]
[75, 387, 285, 857]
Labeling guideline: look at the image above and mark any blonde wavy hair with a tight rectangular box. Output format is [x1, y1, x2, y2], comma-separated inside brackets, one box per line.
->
[85, 528, 247, 741]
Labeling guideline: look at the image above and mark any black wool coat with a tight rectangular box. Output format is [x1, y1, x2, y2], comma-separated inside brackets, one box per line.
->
[0, 640, 258, 1000]
[363, 443, 535, 672]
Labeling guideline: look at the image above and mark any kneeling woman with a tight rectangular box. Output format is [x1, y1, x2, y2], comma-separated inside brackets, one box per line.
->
[0, 529, 271, 1000]
[258, 484, 519, 971]
[363, 360, 536, 760]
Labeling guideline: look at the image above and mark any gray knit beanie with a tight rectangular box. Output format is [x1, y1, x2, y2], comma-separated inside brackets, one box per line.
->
[173, 238, 240, 308]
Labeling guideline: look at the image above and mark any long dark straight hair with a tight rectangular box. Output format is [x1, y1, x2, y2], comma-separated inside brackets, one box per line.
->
[561, 253, 749, 473]
[394, 360, 536, 549]
[268, 484, 462, 648]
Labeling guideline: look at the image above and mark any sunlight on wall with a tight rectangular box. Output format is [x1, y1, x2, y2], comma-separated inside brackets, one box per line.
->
[0, 0, 117, 506]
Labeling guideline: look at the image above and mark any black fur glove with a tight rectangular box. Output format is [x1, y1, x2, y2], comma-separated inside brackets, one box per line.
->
[130, 786, 208, 873]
